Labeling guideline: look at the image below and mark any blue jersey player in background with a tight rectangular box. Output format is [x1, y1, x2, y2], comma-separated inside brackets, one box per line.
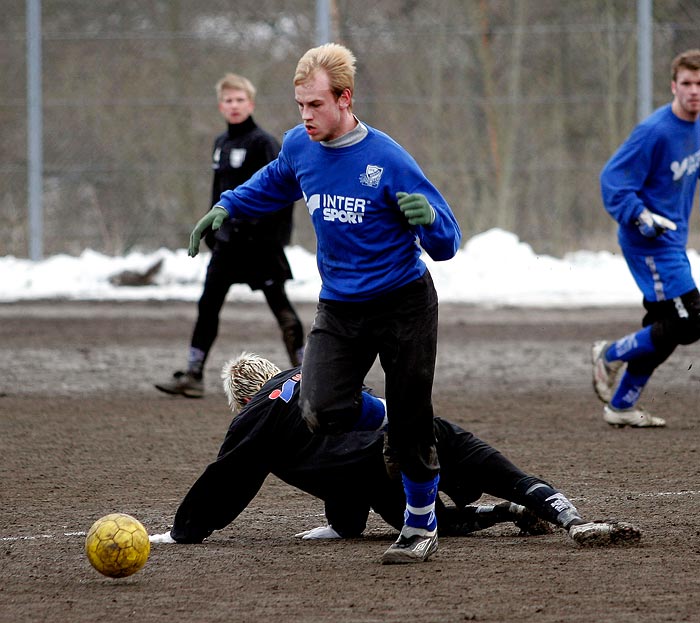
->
[188, 43, 462, 563]
[593, 49, 700, 428]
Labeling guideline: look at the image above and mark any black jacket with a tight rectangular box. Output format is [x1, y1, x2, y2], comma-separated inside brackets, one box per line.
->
[170, 368, 505, 543]
[206, 116, 293, 248]
[202, 116, 295, 288]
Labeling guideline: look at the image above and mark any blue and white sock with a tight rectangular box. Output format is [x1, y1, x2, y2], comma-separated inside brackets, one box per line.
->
[352, 392, 387, 431]
[607, 326, 655, 362]
[402, 473, 439, 532]
[610, 370, 651, 410]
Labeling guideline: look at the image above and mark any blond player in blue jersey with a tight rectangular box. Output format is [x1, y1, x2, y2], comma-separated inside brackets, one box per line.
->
[188, 43, 461, 563]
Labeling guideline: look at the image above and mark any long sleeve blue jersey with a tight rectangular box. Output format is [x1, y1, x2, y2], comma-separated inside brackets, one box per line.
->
[216, 123, 462, 301]
[600, 103, 700, 253]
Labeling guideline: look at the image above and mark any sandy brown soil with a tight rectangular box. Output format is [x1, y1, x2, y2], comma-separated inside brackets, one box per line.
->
[1, 300, 699, 622]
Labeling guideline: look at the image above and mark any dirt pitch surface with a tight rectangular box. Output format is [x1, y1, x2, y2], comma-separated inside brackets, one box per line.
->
[1, 300, 700, 623]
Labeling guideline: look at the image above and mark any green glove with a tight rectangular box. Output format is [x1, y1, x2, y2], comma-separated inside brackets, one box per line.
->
[188, 206, 229, 257]
[396, 192, 435, 226]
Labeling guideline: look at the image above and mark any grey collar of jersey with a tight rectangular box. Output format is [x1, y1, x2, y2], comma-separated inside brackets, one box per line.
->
[321, 117, 368, 148]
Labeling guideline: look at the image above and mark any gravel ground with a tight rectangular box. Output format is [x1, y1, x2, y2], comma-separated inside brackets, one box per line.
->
[1, 301, 699, 623]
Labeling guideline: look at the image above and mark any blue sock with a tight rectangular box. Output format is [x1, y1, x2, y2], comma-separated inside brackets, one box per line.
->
[607, 326, 655, 362]
[610, 370, 651, 410]
[352, 392, 387, 431]
[402, 473, 439, 532]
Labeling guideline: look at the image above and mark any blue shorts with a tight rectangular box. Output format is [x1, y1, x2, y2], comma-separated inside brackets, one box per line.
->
[622, 248, 697, 302]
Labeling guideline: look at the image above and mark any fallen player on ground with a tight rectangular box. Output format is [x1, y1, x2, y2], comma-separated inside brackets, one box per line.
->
[150, 353, 641, 557]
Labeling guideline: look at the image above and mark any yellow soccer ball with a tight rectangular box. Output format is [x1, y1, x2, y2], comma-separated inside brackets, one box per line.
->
[85, 513, 150, 578]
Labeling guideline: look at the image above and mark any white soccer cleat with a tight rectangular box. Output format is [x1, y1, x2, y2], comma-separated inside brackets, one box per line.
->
[603, 404, 666, 428]
[568, 521, 641, 546]
[591, 341, 625, 403]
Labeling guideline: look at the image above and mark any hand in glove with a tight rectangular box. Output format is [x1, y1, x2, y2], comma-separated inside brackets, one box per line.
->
[397, 192, 436, 226]
[293, 525, 342, 540]
[188, 206, 229, 257]
[636, 208, 677, 238]
[149, 531, 176, 544]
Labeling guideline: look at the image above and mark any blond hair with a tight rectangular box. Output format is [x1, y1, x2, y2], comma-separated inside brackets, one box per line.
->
[215, 73, 256, 102]
[294, 43, 356, 104]
[221, 352, 281, 412]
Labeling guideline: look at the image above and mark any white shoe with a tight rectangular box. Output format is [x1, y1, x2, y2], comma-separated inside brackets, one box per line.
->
[381, 526, 438, 564]
[568, 521, 641, 546]
[603, 404, 666, 428]
[591, 341, 625, 403]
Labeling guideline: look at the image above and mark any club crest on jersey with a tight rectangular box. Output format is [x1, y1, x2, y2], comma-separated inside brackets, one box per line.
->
[359, 164, 383, 188]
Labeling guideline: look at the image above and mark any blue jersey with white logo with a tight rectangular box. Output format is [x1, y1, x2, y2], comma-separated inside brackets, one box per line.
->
[216, 123, 461, 301]
[600, 103, 700, 254]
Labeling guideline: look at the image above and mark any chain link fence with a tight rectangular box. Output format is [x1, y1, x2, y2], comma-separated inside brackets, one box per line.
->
[2, 0, 700, 258]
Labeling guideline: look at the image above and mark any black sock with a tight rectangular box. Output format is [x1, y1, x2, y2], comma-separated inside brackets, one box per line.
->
[513, 477, 582, 529]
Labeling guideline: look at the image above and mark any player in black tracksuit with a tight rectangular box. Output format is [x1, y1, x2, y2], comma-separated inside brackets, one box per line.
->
[196, 117, 303, 367]
[156, 74, 304, 398]
[168, 364, 639, 546]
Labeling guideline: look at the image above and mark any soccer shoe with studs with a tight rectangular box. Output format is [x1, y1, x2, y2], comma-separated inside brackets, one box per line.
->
[591, 340, 625, 403]
[381, 526, 438, 564]
[568, 520, 641, 546]
[603, 404, 665, 428]
[155, 370, 204, 398]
